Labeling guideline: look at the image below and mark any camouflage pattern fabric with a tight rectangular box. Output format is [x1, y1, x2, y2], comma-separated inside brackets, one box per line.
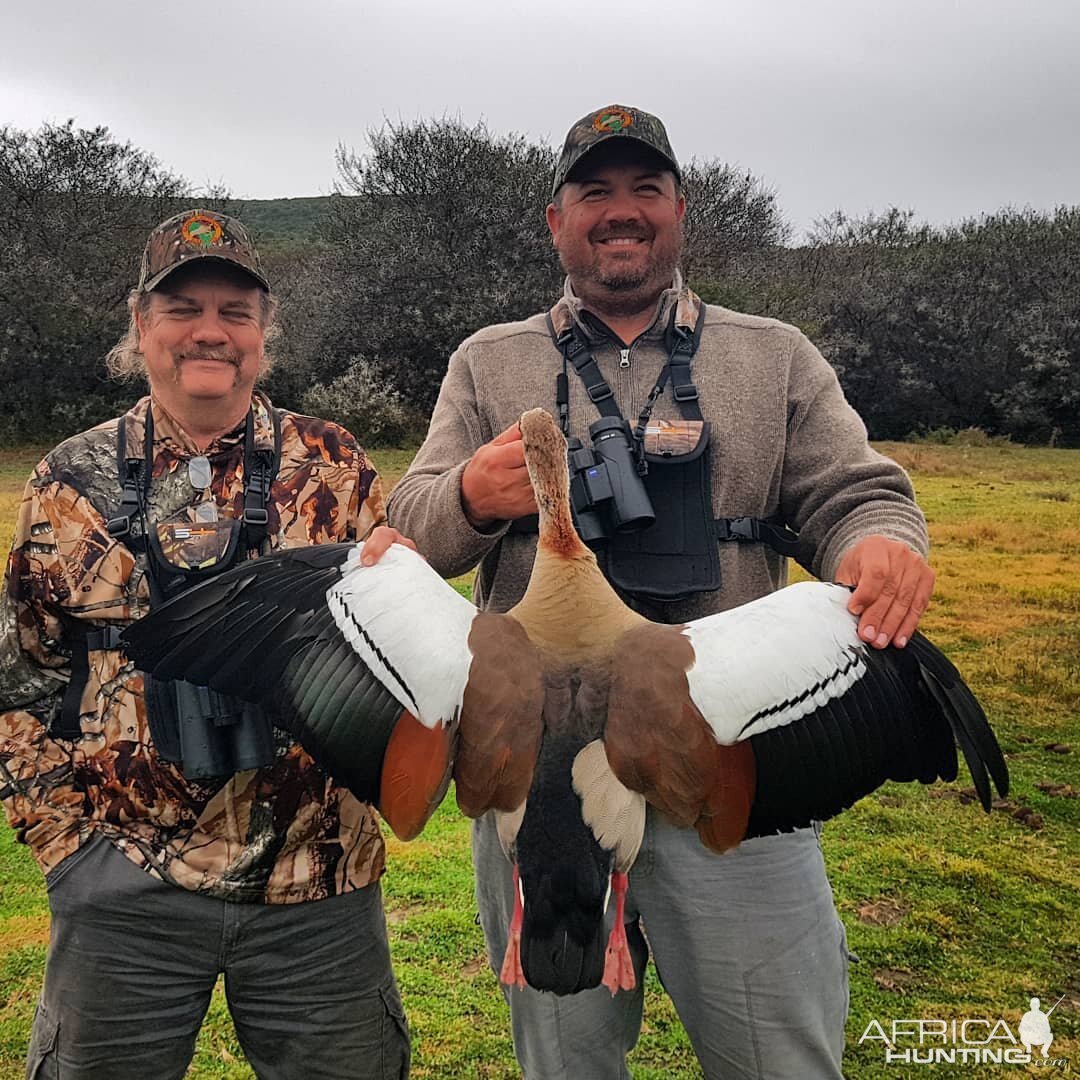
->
[138, 209, 270, 293]
[0, 392, 387, 903]
[549, 283, 703, 341]
[552, 104, 681, 196]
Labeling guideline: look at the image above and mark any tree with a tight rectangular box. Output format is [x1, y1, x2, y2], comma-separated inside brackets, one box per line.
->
[273, 118, 560, 416]
[0, 121, 194, 442]
[680, 160, 789, 283]
[807, 207, 1080, 443]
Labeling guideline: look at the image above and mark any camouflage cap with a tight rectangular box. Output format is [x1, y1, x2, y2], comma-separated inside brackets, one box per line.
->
[137, 209, 271, 293]
[552, 105, 680, 197]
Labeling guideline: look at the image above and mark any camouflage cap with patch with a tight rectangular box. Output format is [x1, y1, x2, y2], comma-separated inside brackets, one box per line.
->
[552, 104, 680, 197]
[137, 209, 271, 293]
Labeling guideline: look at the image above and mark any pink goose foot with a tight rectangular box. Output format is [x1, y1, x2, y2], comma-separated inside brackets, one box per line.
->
[601, 871, 636, 995]
[500, 864, 527, 990]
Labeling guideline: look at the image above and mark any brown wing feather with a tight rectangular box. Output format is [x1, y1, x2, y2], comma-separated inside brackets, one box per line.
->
[606, 623, 755, 851]
[454, 612, 545, 817]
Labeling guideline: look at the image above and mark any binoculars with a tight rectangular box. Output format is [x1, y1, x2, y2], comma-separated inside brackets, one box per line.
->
[567, 417, 656, 547]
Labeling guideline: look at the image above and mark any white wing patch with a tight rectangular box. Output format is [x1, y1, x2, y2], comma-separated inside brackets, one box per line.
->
[495, 803, 527, 860]
[683, 581, 869, 744]
[572, 740, 646, 873]
[327, 543, 476, 730]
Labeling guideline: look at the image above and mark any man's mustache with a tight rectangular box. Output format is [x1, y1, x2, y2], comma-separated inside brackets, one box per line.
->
[174, 350, 241, 367]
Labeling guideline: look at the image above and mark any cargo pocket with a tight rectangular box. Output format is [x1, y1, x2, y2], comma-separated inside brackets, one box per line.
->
[26, 997, 59, 1080]
[379, 980, 411, 1080]
[43, 832, 104, 893]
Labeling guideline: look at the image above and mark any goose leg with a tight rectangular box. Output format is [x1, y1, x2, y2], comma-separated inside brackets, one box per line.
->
[500, 863, 527, 990]
[601, 871, 635, 994]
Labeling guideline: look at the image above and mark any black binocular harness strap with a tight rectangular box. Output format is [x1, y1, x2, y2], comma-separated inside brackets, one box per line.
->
[56, 404, 282, 740]
[106, 407, 282, 555]
[240, 406, 283, 551]
[548, 306, 706, 447]
[527, 305, 800, 561]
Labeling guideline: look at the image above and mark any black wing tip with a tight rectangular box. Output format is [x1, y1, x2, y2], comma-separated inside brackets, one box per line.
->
[906, 634, 1009, 810]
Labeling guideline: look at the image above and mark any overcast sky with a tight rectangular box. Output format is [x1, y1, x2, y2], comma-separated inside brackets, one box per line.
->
[3, 0, 1078, 237]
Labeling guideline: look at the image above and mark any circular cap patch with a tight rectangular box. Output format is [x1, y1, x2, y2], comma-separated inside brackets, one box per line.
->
[593, 107, 633, 133]
[181, 213, 224, 249]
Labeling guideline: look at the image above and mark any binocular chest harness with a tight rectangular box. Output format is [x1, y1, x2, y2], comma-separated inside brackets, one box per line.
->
[56, 404, 282, 778]
[513, 293, 799, 609]
[107, 405, 281, 601]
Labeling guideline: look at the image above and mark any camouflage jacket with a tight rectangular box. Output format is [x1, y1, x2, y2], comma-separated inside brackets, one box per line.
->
[0, 393, 388, 903]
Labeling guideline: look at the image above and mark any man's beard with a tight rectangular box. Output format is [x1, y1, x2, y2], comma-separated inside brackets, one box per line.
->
[558, 222, 684, 319]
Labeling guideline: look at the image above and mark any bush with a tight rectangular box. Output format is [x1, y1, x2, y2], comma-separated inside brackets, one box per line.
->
[905, 426, 1015, 447]
[300, 357, 425, 448]
[273, 118, 560, 417]
[806, 207, 1080, 444]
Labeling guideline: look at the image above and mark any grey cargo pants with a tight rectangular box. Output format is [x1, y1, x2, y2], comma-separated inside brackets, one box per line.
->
[26, 833, 410, 1079]
[474, 810, 850, 1079]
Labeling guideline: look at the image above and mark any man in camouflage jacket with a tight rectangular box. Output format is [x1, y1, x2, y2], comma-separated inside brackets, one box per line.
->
[0, 210, 414, 1078]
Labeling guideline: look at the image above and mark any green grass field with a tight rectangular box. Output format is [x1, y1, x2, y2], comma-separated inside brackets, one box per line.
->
[0, 442, 1077, 1078]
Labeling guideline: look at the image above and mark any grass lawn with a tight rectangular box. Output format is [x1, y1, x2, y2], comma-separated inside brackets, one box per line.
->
[0, 441, 1077, 1078]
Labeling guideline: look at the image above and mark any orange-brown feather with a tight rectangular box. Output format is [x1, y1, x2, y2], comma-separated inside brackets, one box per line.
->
[379, 710, 455, 841]
[694, 740, 756, 853]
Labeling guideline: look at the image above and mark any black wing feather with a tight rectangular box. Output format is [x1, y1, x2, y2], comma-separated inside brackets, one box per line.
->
[745, 634, 1006, 838]
[121, 544, 355, 686]
[121, 543, 405, 802]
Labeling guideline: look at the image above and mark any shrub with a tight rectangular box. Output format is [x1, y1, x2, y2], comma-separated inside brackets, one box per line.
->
[905, 426, 1015, 447]
[301, 357, 424, 447]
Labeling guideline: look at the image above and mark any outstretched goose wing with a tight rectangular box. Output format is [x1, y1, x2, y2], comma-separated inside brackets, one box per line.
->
[605, 581, 1007, 851]
[121, 541, 479, 839]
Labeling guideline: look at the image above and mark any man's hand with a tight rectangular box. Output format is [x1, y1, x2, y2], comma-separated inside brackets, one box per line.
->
[460, 422, 538, 528]
[360, 526, 419, 566]
[834, 535, 935, 649]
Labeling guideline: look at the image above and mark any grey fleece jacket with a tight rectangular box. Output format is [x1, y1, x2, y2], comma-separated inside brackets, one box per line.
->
[388, 277, 928, 622]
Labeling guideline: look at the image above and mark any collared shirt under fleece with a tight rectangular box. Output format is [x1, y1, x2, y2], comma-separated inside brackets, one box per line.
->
[0, 392, 389, 903]
[386, 275, 929, 619]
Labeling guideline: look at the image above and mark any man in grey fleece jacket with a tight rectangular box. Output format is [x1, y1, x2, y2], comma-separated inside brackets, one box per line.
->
[388, 104, 935, 1079]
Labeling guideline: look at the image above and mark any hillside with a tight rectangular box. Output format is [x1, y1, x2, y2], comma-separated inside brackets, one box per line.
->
[232, 195, 336, 251]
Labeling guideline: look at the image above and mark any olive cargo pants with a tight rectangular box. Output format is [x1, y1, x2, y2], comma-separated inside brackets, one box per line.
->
[26, 834, 410, 1079]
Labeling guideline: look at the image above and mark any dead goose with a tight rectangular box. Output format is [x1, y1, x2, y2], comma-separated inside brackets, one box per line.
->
[122, 407, 1008, 996]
